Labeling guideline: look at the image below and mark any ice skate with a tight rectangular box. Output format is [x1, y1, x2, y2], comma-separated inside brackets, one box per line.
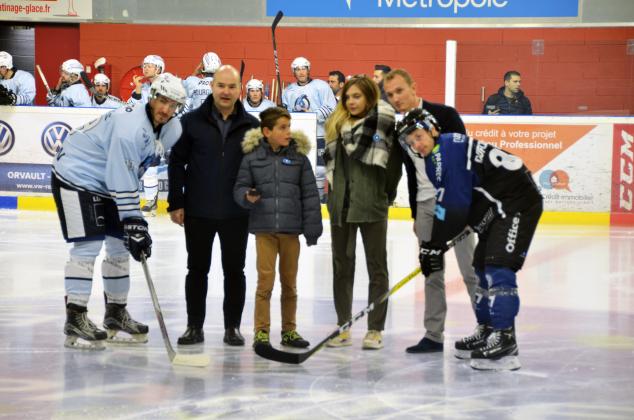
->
[455, 324, 493, 359]
[103, 303, 148, 344]
[141, 195, 158, 217]
[64, 305, 107, 350]
[470, 327, 521, 371]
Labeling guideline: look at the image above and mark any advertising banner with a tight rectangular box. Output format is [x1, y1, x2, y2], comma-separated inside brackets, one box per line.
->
[611, 124, 634, 225]
[0, 0, 91, 21]
[266, 0, 579, 18]
[465, 122, 610, 212]
[0, 107, 317, 196]
[0, 107, 109, 194]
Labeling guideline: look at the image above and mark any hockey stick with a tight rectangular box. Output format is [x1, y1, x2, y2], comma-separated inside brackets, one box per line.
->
[239, 60, 245, 100]
[271, 10, 284, 106]
[79, 71, 96, 95]
[254, 229, 472, 364]
[140, 254, 210, 367]
[35, 65, 51, 94]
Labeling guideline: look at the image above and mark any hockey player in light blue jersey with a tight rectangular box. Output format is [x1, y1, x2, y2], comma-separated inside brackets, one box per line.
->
[243, 78, 275, 113]
[51, 72, 187, 350]
[46, 59, 89, 107]
[90, 73, 125, 109]
[46, 59, 91, 108]
[282, 56, 337, 202]
[127, 55, 166, 215]
[127, 54, 164, 106]
[0, 51, 36, 105]
[183, 51, 221, 112]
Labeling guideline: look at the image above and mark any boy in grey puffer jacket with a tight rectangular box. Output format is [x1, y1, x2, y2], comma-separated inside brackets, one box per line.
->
[234, 107, 322, 349]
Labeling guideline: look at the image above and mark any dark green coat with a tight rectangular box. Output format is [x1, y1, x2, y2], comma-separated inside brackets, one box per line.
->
[327, 132, 402, 226]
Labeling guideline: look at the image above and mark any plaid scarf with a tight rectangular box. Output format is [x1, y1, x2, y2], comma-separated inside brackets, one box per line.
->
[324, 100, 395, 185]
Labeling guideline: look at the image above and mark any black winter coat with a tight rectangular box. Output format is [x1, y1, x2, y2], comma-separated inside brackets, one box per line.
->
[483, 87, 532, 115]
[167, 94, 260, 219]
[234, 128, 323, 243]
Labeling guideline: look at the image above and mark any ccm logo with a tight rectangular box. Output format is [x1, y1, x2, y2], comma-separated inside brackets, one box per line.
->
[620, 129, 633, 211]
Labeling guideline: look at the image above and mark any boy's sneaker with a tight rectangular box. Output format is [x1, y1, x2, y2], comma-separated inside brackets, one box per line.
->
[326, 330, 352, 348]
[281, 330, 310, 348]
[362, 330, 383, 350]
[253, 330, 270, 348]
[455, 324, 493, 359]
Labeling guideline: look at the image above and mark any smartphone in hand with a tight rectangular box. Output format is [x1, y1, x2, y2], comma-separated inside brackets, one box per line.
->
[247, 188, 261, 197]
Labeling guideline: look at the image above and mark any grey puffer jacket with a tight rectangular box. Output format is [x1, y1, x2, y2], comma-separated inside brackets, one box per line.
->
[234, 128, 323, 244]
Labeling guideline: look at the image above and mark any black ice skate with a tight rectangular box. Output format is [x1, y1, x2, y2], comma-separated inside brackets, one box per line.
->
[103, 303, 149, 344]
[454, 324, 493, 359]
[64, 305, 107, 350]
[141, 194, 158, 217]
[470, 327, 521, 371]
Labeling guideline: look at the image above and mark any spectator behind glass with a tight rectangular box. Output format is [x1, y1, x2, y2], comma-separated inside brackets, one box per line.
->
[328, 70, 345, 102]
[483, 70, 532, 115]
[373, 64, 392, 102]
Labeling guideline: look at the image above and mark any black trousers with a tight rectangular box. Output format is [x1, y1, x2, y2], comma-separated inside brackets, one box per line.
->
[183, 216, 249, 329]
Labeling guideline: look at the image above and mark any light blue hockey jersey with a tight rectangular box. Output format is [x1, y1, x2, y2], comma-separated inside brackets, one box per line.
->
[183, 75, 212, 111]
[282, 79, 336, 138]
[91, 94, 125, 109]
[52, 104, 183, 220]
[127, 82, 151, 105]
[0, 69, 36, 105]
[48, 83, 91, 108]
[242, 98, 276, 113]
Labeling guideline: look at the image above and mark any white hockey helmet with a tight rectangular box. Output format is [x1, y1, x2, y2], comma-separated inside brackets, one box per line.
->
[93, 73, 110, 86]
[150, 72, 187, 106]
[246, 79, 264, 91]
[143, 54, 165, 73]
[291, 56, 310, 71]
[0, 51, 13, 68]
[61, 59, 84, 75]
[202, 52, 221, 74]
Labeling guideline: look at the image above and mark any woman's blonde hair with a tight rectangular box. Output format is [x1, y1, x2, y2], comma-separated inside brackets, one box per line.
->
[325, 75, 380, 142]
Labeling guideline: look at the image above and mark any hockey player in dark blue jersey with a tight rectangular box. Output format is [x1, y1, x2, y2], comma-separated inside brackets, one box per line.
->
[396, 108, 543, 370]
[51, 72, 186, 350]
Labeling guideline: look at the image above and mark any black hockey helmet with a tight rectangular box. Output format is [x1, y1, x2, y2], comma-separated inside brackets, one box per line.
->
[396, 108, 441, 140]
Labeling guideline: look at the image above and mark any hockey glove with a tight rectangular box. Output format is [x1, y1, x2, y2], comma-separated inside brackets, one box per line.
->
[419, 241, 447, 277]
[123, 217, 152, 261]
[45, 91, 58, 105]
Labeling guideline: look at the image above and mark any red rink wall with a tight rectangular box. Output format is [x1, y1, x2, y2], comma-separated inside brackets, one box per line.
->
[32, 24, 634, 115]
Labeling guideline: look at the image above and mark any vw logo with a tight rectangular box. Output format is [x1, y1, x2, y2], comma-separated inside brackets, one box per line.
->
[0, 120, 15, 156]
[41, 122, 72, 157]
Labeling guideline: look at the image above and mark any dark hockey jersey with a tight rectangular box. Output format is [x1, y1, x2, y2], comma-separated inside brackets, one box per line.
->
[424, 133, 542, 244]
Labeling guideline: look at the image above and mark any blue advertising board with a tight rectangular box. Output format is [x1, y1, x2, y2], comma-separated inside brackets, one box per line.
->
[0, 163, 52, 193]
[266, 0, 579, 18]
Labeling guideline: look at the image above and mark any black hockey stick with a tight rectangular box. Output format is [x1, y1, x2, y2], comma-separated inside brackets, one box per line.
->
[271, 10, 283, 106]
[79, 71, 95, 95]
[254, 229, 472, 364]
[239, 60, 245, 100]
[141, 254, 210, 367]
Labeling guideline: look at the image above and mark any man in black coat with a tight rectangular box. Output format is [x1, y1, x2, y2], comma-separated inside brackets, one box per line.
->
[483, 70, 532, 115]
[168, 65, 260, 346]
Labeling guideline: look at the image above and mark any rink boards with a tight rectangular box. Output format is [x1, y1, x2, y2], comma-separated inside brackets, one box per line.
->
[0, 106, 632, 225]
